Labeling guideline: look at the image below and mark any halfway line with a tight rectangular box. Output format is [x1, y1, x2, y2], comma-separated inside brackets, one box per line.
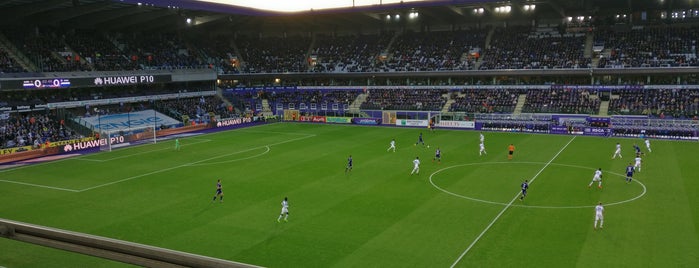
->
[449, 136, 576, 268]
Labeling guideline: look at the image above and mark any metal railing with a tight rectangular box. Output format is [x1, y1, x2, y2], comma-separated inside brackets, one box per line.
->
[0, 218, 262, 268]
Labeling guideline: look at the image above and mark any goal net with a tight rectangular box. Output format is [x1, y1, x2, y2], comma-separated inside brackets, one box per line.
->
[98, 125, 157, 152]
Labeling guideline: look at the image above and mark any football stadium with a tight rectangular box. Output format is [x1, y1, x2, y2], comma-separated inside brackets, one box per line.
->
[1, 0, 699, 267]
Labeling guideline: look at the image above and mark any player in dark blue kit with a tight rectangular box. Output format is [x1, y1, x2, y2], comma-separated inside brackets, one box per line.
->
[212, 179, 224, 202]
[625, 162, 635, 183]
[519, 180, 529, 201]
[433, 147, 441, 163]
[345, 155, 353, 173]
[633, 144, 641, 157]
[415, 132, 425, 146]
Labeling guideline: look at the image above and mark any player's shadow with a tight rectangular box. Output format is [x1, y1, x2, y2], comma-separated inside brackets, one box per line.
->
[192, 201, 217, 218]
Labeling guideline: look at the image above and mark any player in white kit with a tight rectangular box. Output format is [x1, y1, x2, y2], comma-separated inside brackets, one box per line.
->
[479, 132, 485, 143]
[479, 142, 487, 156]
[277, 197, 289, 222]
[387, 139, 396, 152]
[644, 139, 651, 153]
[410, 156, 420, 175]
[588, 168, 603, 189]
[634, 155, 642, 172]
[594, 202, 604, 230]
[612, 143, 622, 159]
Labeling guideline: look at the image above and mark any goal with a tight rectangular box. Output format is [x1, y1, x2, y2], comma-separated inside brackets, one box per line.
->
[99, 125, 157, 152]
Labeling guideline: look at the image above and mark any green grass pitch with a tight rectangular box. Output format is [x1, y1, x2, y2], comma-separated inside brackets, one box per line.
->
[1, 123, 698, 267]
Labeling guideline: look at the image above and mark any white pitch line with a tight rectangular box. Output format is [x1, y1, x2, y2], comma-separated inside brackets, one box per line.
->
[0, 179, 79, 192]
[449, 136, 576, 268]
[0, 154, 84, 173]
[78, 134, 315, 192]
[429, 162, 647, 209]
[77, 138, 213, 162]
[236, 130, 314, 136]
[0, 125, 281, 172]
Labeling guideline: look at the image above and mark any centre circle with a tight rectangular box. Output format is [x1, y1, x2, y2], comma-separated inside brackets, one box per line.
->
[429, 161, 646, 209]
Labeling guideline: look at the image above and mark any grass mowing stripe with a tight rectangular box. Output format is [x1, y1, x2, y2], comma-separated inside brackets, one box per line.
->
[449, 136, 576, 268]
[78, 134, 315, 192]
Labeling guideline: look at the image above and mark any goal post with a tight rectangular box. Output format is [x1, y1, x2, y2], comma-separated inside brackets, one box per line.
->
[98, 125, 157, 152]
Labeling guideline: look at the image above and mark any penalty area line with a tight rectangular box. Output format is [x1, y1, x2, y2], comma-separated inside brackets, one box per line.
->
[449, 136, 576, 268]
[78, 134, 315, 192]
[77, 137, 214, 163]
[0, 179, 79, 192]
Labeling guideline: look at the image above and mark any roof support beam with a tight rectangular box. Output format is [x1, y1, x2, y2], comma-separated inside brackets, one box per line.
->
[447, 5, 464, 16]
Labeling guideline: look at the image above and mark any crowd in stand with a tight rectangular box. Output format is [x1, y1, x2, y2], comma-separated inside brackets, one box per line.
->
[476, 114, 551, 132]
[361, 88, 447, 110]
[222, 90, 260, 113]
[479, 26, 590, 70]
[311, 33, 391, 73]
[264, 89, 360, 112]
[190, 36, 239, 73]
[611, 120, 697, 138]
[237, 35, 310, 73]
[120, 32, 206, 70]
[62, 30, 134, 71]
[479, 120, 550, 133]
[0, 48, 24, 73]
[1, 28, 211, 73]
[522, 88, 600, 114]
[156, 96, 234, 122]
[449, 88, 519, 113]
[3, 24, 699, 73]
[4, 28, 90, 72]
[595, 26, 699, 68]
[385, 29, 485, 72]
[324, 90, 360, 105]
[267, 90, 322, 106]
[1, 113, 78, 149]
[609, 88, 699, 118]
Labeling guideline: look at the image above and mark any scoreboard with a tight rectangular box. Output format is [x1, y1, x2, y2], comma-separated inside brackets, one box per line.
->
[22, 78, 71, 89]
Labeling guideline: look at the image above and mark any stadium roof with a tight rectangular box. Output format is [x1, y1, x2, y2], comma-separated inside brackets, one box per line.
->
[190, 0, 432, 13]
[0, 0, 691, 32]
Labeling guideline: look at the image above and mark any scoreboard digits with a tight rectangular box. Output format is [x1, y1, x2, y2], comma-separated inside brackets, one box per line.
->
[22, 78, 71, 89]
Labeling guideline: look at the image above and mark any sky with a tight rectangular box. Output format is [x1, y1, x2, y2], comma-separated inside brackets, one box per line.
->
[193, 0, 429, 13]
